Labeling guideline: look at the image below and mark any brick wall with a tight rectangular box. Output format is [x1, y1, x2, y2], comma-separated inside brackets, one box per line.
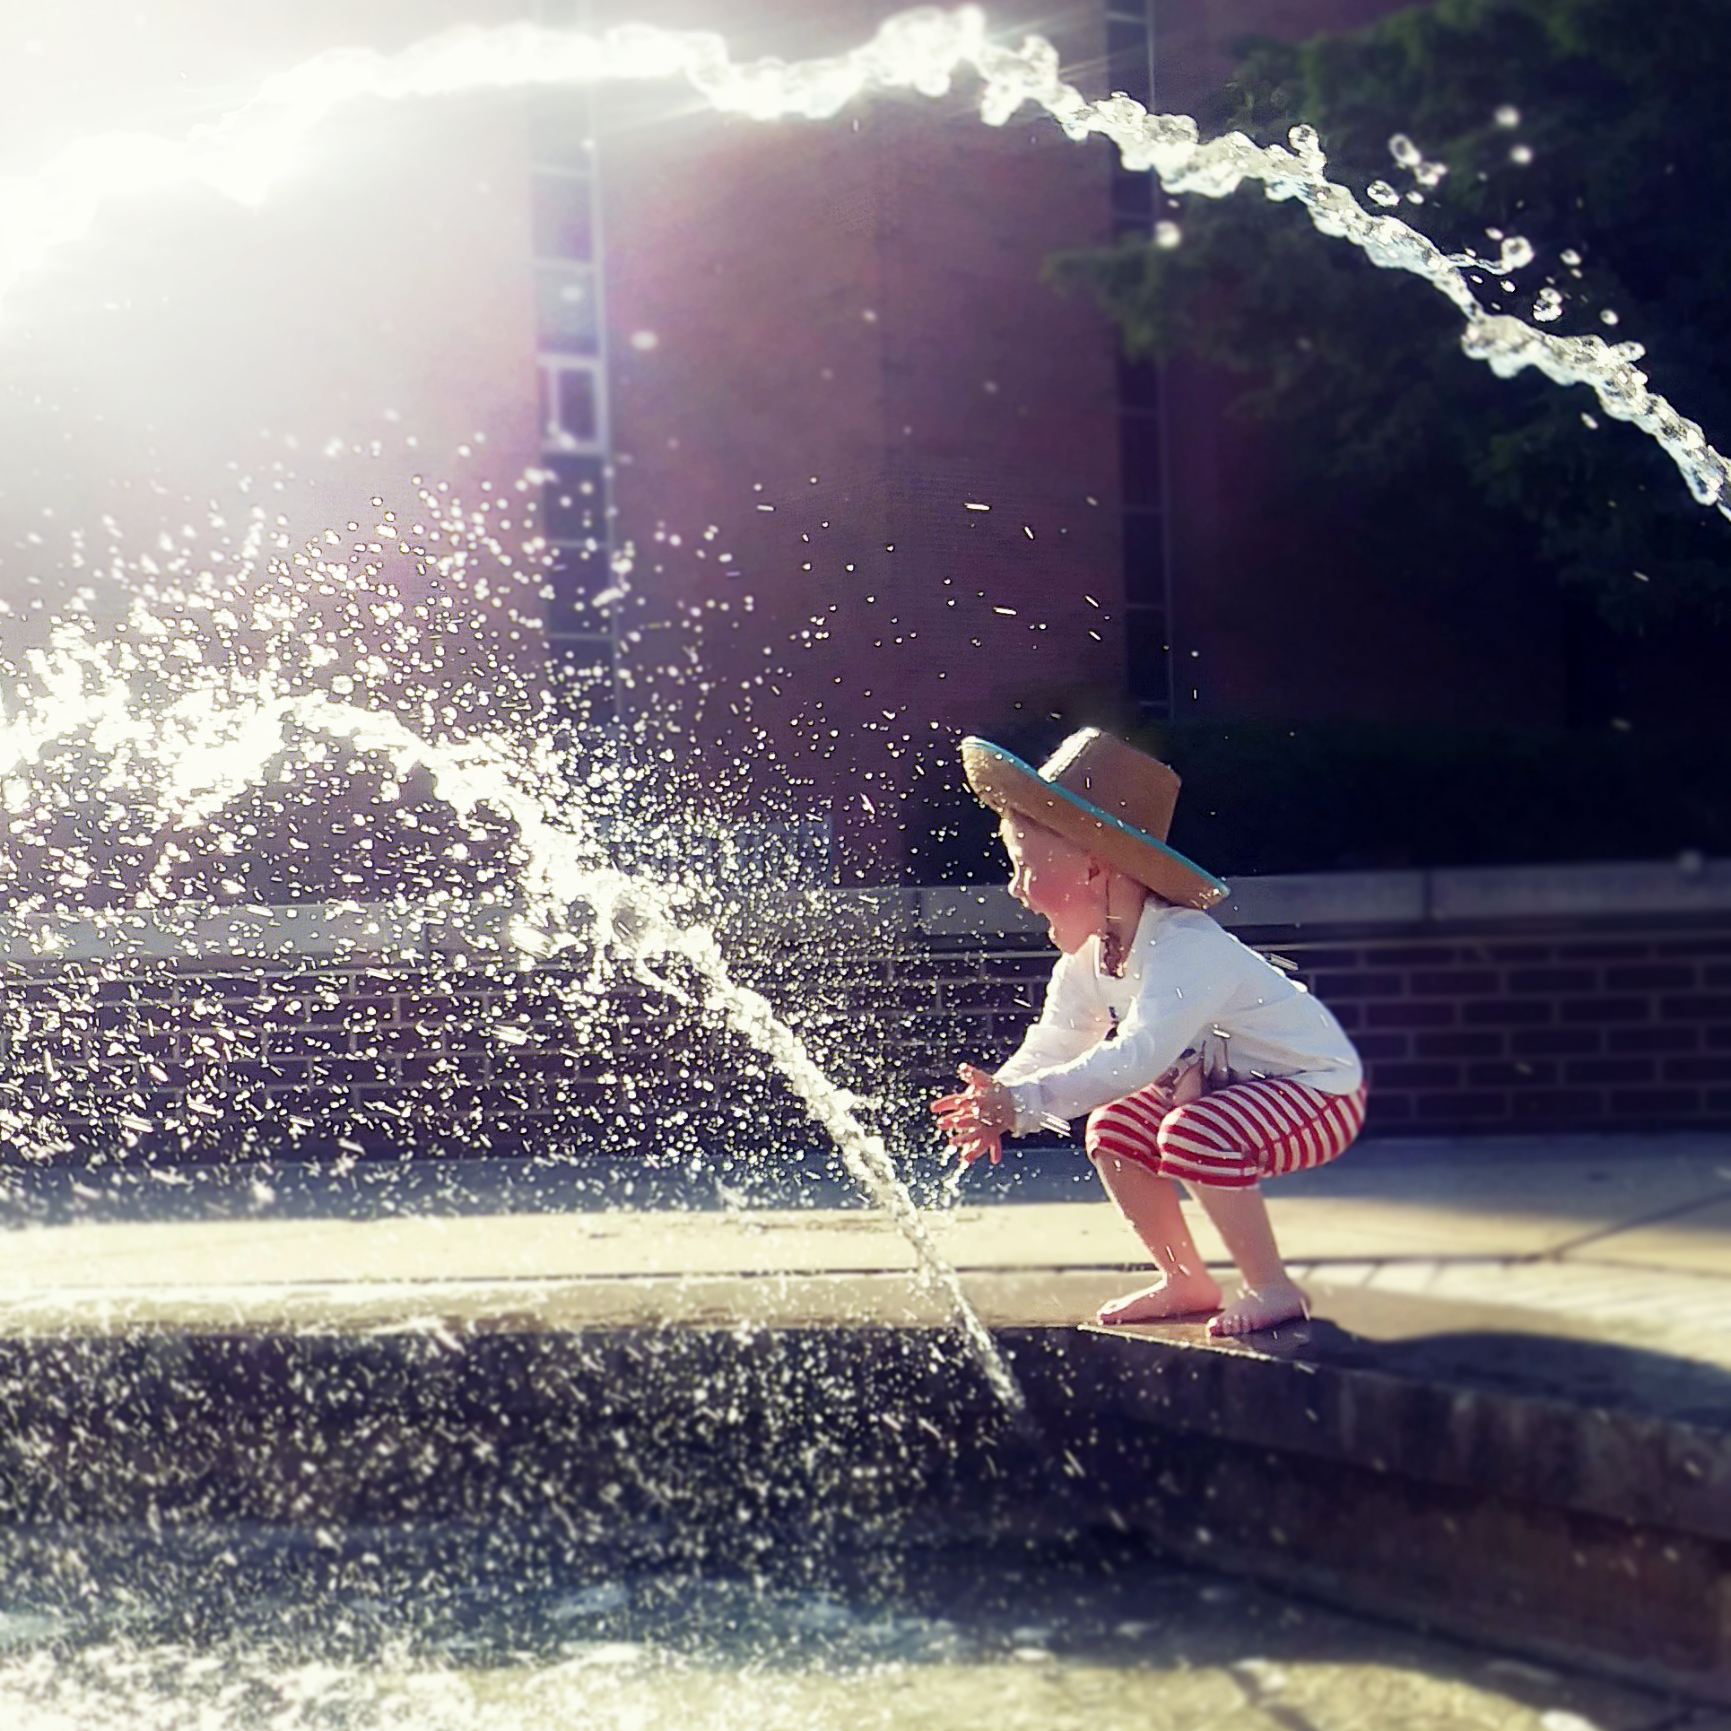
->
[4, 865, 1731, 1163]
[0, 957, 684, 1162]
[1276, 924, 1731, 1132]
[598, 0, 1126, 876]
[885, 915, 1731, 1136]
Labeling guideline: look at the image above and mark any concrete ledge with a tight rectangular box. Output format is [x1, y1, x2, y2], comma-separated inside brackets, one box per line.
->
[1226, 856, 1731, 928]
[0, 899, 541, 968]
[1212, 870, 1428, 929]
[917, 858, 1731, 937]
[2, 856, 1729, 970]
[1429, 857, 1731, 922]
[0, 903, 427, 966]
[917, 886, 1043, 938]
[1013, 1307, 1731, 1702]
[1064, 1291, 1731, 1542]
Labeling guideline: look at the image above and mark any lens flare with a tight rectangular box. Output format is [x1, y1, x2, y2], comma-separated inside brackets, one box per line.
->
[0, 6, 1723, 515]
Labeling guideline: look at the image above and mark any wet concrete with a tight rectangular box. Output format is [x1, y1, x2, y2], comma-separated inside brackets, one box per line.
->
[0, 1133, 1727, 1701]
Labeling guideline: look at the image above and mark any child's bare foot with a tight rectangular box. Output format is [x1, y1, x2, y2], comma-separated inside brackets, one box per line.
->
[1207, 1281, 1309, 1337]
[1097, 1271, 1223, 1326]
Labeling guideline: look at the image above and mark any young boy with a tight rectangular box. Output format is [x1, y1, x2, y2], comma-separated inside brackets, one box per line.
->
[931, 728, 1365, 1336]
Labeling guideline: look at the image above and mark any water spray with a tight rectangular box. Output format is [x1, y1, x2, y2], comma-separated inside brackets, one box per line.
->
[0, 6, 1725, 517]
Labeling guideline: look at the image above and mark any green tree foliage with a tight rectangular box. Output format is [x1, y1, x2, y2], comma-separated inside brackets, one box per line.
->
[1055, 0, 1731, 625]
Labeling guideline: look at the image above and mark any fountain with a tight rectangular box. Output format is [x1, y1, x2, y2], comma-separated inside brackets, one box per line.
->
[1, 5, 1725, 510]
[0, 4, 1722, 1724]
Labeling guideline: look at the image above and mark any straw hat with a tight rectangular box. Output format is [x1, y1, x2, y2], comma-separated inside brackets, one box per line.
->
[961, 728, 1229, 911]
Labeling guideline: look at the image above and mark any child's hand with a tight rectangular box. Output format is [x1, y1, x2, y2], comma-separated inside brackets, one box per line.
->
[930, 1062, 1014, 1166]
[1164, 1051, 1205, 1105]
[1156, 1043, 1218, 1104]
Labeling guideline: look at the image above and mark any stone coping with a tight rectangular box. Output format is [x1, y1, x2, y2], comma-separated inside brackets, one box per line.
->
[0, 856, 1727, 966]
[919, 854, 1731, 936]
[0, 899, 521, 968]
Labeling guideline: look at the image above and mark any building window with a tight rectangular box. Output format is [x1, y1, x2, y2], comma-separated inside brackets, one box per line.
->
[1122, 507, 1166, 605]
[1126, 611, 1172, 713]
[1119, 409, 1162, 510]
[1111, 165, 1154, 237]
[1105, 3, 1155, 104]
[527, 88, 593, 171]
[1106, 1, 1156, 236]
[541, 452, 605, 541]
[531, 170, 595, 261]
[532, 0, 616, 734]
[540, 359, 604, 450]
[543, 541, 608, 635]
[536, 264, 599, 354]
[548, 638, 616, 729]
[1107, 0, 1172, 720]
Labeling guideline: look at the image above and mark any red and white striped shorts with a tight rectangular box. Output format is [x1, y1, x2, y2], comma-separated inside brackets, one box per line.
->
[1084, 1076, 1368, 1189]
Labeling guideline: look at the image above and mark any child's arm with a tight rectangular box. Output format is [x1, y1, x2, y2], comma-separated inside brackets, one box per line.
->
[930, 949, 1106, 1161]
[1001, 924, 1238, 1130]
[994, 946, 1101, 1087]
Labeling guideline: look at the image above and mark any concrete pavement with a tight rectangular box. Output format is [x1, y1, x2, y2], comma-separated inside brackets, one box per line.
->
[1, 1132, 1728, 1363]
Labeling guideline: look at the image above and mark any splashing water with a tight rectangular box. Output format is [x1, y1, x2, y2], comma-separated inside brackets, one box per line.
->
[0, 11, 1715, 1711]
[0, 1524, 1640, 1731]
[0, 5, 1726, 517]
[0, 553, 1025, 1411]
[5, 2, 1719, 1417]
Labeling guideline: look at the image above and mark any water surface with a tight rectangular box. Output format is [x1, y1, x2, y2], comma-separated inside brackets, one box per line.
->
[0, 1523, 1671, 1730]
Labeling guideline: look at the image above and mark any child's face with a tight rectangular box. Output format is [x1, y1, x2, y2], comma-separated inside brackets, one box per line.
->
[1001, 814, 1106, 955]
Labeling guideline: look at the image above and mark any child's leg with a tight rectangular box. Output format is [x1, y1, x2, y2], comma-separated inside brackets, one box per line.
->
[1160, 1079, 1367, 1335]
[1086, 1088, 1223, 1325]
[1182, 1182, 1306, 1335]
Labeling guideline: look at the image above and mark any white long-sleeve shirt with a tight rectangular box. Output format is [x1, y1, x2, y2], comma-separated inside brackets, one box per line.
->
[996, 898, 1363, 1136]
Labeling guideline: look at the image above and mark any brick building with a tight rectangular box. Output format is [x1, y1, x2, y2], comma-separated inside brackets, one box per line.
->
[556, 0, 1711, 882]
[561, 0, 1432, 876]
[547, 0, 1130, 876]
[3, 0, 1720, 894]
[0, 0, 1207, 879]
[559, 0, 1727, 881]
[1, 0, 1728, 1145]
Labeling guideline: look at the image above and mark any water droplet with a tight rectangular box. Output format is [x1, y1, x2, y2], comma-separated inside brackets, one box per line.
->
[1498, 235, 1535, 271]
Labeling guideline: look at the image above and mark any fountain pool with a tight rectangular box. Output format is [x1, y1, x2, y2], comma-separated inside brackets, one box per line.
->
[0, 1518, 1664, 1730]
